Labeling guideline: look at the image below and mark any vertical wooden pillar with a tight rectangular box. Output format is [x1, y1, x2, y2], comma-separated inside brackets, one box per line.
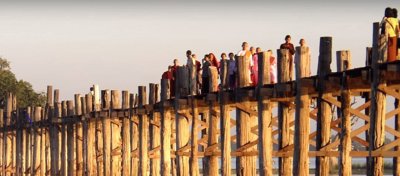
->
[39, 107, 45, 176]
[257, 51, 273, 176]
[111, 90, 122, 175]
[130, 93, 140, 176]
[85, 93, 97, 176]
[395, 89, 400, 176]
[189, 97, 199, 176]
[4, 93, 12, 176]
[95, 88, 103, 175]
[33, 107, 42, 176]
[149, 84, 161, 176]
[293, 47, 312, 176]
[368, 22, 387, 176]
[102, 90, 111, 176]
[122, 91, 131, 176]
[337, 50, 352, 176]
[206, 67, 219, 176]
[16, 109, 22, 176]
[175, 67, 190, 176]
[12, 94, 16, 176]
[161, 79, 172, 176]
[75, 94, 84, 176]
[66, 100, 75, 176]
[277, 49, 293, 176]
[316, 37, 333, 176]
[50, 88, 60, 176]
[80, 95, 88, 176]
[220, 59, 231, 176]
[61, 101, 68, 176]
[236, 56, 257, 176]
[138, 86, 149, 176]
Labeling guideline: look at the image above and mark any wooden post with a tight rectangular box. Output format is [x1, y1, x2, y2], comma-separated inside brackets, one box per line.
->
[220, 58, 228, 89]
[111, 90, 122, 175]
[130, 93, 139, 176]
[80, 95, 88, 176]
[12, 94, 16, 176]
[316, 37, 333, 176]
[236, 55, 257, 176]
[95, 90, 104, 175]
[368, 22, 386, 176]
[67, 100, 75, 176]
[161, 79, 172, 176]
[119, 91, 130, 176]
[5, 93, 12, 176]
[293, 47, 311, 176]
[40, 107, 45, 176]
[15, 109, 22, 176]
[175, 67, 190, 176]
[206, 68, 219, 176]
[257, 51, 273, 176]
[75, 94, 84, 176]
[189, 97, 199, 176]
[61, 101, 67, 176]
[50, 88, 60, 176]
[220, 58, 231, 176]
[33, 107, 42, 175]
[277, 49, 293, 176]
[395, 91, 400, 176]
[149, 84, 161, 176]
[138, 86, 149, 176]
[85, 94, 97, 176]
[337, 50, 352, 176]
[102, 90, 111, 176]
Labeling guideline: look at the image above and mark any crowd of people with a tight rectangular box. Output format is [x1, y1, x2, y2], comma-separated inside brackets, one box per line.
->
[381, 7, 400, 62]
[161, 35, 310, 97]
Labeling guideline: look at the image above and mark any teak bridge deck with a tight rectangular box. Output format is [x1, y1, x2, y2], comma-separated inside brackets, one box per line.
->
[0, 22, 399, 176]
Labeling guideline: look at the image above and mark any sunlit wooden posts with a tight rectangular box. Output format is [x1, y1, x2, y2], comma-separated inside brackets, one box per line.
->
[138, 86, 149, 176]
[206, 66, 219, 176]
[368, 22, 387, 176]
[220, 59, 231, 176]
[66, 100, 75, 176]
[74, 94, 84, 176]
[160, 79, 172, 176]
[101, 89, 111, 176]
[236, 55, 257, 175]
[110, 90, 122, 175]
[122, 90, 131, 176]
[32, 106, 42, 175]
[293, 46, 311, 176]
[257, 51, 273, 176]
[149, 83, 161, 176]
[337, 50, 352, 176]
[130, 93, 140, 176]
[277, 49, 293, 176]
[175, 67, 190, 176]
[315, 37, 333, 176]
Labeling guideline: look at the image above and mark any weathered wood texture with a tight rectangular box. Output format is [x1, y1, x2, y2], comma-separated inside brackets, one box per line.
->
[277, 49, 293, 176]
[293, 46, 311, 176]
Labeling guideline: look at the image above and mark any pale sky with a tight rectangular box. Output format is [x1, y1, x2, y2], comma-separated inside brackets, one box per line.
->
[0, 0, 398, 100]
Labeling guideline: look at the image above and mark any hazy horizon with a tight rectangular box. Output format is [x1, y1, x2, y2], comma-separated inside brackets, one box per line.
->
[0, 0, 398, 100]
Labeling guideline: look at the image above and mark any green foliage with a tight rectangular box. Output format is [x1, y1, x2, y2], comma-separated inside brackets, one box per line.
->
[0, 57, 46, 108]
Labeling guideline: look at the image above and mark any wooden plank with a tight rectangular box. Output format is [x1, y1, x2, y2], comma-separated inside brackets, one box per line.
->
[130, 93, 139, 176]
[85, 94, 97, 175]
[395, 88, 400, 176]
[277, 49, 293, 176]
[102, 90, 111, 176]
[33, 107, 42, 176]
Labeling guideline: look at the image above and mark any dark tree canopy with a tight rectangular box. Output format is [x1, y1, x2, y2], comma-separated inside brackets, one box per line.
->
[0, 57, 46, 108]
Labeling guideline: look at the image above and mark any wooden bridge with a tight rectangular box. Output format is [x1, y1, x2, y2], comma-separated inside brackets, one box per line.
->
[0, 22, 400, 176]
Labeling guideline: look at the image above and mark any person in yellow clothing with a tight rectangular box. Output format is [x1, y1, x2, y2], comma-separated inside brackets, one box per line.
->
[385, 8, 399, 62]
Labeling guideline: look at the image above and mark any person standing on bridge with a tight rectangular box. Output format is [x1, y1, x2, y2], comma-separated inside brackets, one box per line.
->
[250, 46, 258, 86]
[171, 59, 180, 97]
[299, 38, 311, 76]
[228, 52, 237, 89]
[280, 35, 295, 80]
[202, 54, 211, 94]
[237, 41, 253, 86]
[385, 8, 399, 62]
[268, 50, 277, 84]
